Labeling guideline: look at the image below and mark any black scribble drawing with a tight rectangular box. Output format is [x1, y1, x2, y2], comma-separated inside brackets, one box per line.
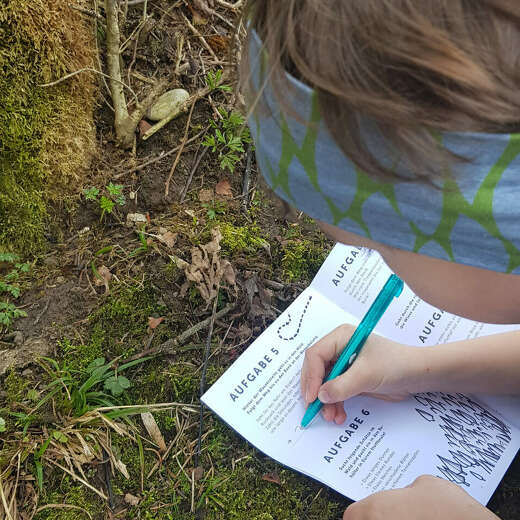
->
[414, 393, 512, 488]
[277, 295, 312, 341]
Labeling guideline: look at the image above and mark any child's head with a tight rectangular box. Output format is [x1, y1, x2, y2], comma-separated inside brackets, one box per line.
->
[242, 1, 520, 178]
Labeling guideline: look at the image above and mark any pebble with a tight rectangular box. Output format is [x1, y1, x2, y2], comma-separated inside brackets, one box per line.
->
[22, 368, 32, 377]
[13, 331, 24, 345]
[56, 276, 65, 284]
[146, 89, 190, 121]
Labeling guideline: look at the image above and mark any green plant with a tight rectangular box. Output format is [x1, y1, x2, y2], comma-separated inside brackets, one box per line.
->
[203, 109, 251, 173]
[0, 252, 30, 330]
[205, 69, 232, 93]
[202, 200, 227, 220]
[39, 355, 151, 417]
[83, 182, 126, 220]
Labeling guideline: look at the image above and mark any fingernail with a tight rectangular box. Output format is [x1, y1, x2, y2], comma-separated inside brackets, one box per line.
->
[305, 389, 312, 404]
[318, 390, 331, 403]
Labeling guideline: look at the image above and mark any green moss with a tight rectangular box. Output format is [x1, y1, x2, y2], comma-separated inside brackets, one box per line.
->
[4, 368, 30, 402]
[88, 284, 168, 359]
[281, 239, 328, 283]
[219, 222, 267, 255]
[0, 0, 95, 256]
[35, 475, 104, 520]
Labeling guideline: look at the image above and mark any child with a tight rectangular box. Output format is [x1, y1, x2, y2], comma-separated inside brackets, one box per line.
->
[241, 1, 520, 519]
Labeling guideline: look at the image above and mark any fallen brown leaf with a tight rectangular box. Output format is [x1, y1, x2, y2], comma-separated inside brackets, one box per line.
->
[158, 231, 178, 248]
[124, 493, 140, 506]
[138, 119, 152, 135]
[208, 34, 230, 54]
[179, 227, 237, 305]
[198, 188, 214, 203]
[262, 472, 282, 485]
[193, 466, 204, 481]
[148, 316, 165, 330]
[141, 412, 167, 452]
[94, 265, 111, 293]
[215, 178, 233, 197]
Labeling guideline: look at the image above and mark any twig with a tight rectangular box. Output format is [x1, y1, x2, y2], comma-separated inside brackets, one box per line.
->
[214, 0, 243, 8]
[180, 143, 210, 202]
[113, 128, 206, 178]
[68, 3, 104, 20]
[123, 303, 236, 362]
[38, 67, 138, 104]
[181, 12, 218, 61]
[33, 298, 50, 325]
[241, 143, 253, 212]
[103, 448, 115, 510]
[164, 100, 196, 197]
[194, 293, 219, 468]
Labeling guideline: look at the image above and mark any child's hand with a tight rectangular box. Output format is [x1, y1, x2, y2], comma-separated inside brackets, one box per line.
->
[343, 475, 499, 520]
[300, 324, 424, 424]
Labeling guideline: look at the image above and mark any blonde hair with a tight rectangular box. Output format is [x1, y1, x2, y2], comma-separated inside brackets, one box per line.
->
[241, 1, 520, 179]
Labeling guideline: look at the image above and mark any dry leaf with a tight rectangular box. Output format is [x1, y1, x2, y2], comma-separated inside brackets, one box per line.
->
[138, 119, 152, 135]
[124, 493, 140, 506]
[158, 231, 178, 248]
[148, 316, 165, 330]
[262, 472, 282, 485]
[126, 213, 147, 226]
[179, 227, 237, 305]
[193, 466, 204, 481]
[198, 188, 214, 202]
[207, 34, 230, 54]
[114, 458, 130, 479]
[94, 265, 112, 293]
[141, 412, 167, 452]
[215, 178, 233, 197]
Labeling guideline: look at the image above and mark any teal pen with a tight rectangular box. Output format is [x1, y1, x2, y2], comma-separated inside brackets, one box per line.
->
[301, 274, 404, 428]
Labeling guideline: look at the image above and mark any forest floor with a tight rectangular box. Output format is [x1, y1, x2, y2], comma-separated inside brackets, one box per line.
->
[1, 2, 519, 519]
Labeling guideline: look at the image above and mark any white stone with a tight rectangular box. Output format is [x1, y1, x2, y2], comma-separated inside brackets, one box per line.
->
[146, 89, 190, 121]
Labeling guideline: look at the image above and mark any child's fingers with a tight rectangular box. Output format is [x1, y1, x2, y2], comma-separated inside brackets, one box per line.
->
[321, 402, 347, 424]
[301, 324, 356, 404]
[318, 362, 373, 404]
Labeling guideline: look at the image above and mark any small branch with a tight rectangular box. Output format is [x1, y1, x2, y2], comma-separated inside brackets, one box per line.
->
[241, 143, 253, 212]
[123, 303, 236, 363]
[215, 0, 243, 8]
[68, 3, 104, 20]
[195, 292, 219, 468]
[180, 144, 210, 202]
[38, 67, 138, 104]
[113, 128, 206, 179]
[181, 12, 218, 61]
[164, 100, 196, 198]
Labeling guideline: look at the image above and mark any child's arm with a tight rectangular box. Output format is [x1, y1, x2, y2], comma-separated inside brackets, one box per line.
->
[300, 325, 520, 424]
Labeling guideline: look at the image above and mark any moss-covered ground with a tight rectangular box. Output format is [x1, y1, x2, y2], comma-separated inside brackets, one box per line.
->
[1, 2, 519, 520]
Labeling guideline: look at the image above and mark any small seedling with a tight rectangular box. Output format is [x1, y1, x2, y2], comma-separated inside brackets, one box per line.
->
[83, 183, 126, 220]
[203, 109, 252, 173]
[0, 253, 29, 330]
[205, 69, 232, 93]
[201, 200, 227, 220]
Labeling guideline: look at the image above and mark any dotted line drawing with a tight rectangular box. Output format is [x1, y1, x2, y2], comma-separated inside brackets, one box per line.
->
[277, 295, 312, 341]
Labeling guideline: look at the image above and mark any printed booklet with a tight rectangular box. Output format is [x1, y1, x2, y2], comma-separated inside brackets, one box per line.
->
[202, 244, 520, 504]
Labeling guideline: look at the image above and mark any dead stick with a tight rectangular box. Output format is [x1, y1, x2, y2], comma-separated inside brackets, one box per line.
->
[124, 303, 235, 362]
[113, 128, 206, 178]
[195, 293, 219, 468]
[180, 144, 210, 202]
[164, 100, 196, 197]
[241, 143, 253, 212]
